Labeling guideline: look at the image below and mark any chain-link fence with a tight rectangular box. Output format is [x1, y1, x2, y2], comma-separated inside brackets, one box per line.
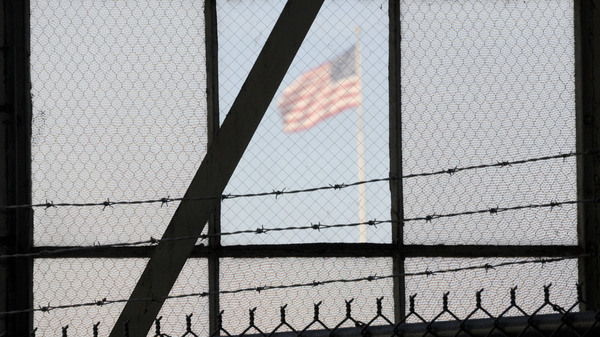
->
[218, 0, 391, 245]
[18, 0, 582, 336]
[29, 0, 210, 335]
[28, 285, 600, 337]
[400, 0, 576, 246]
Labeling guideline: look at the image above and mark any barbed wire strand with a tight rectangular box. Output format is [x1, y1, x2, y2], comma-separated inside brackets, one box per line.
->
[0, 198, 590, 260]
[0, 151, 590, 210]
[0, 256, 583, 316]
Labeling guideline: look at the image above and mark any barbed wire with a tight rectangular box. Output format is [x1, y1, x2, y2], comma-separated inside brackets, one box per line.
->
[402, 199, 586, 222]
[0, 198, 589, 260]
[34, 286, 600, 337]
[0, 256, 582, 316]
[0, 151, 589, 210]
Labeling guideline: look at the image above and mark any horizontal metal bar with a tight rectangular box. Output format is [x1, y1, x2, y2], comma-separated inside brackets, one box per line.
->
[212, 244, 583, 258]
[30, 244, 582, 259]
[401, 244, 584, 258]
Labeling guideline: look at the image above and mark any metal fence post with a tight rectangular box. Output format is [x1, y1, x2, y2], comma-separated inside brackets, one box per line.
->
[205, 0, 221, 333]
[1, 0, 33, 335]
[389, 0, 405, 322]
[576, 0, 600, 311]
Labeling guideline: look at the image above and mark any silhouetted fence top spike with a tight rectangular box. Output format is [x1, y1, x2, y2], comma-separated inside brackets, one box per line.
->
[29, 286, 600, 337]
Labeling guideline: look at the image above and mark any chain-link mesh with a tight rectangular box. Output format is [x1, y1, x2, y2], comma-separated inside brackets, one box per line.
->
[25, 0, 581, 335]
[31, 282, 600, 337]
[219, 258, 394, 335]
[401, 0, 576, 245]
[218, 0, 391, 245]
[30, 0, 208, 246]
[30, 0, 208, 335]
[404, 258, 578, 322]
[33, 258, 209, 337]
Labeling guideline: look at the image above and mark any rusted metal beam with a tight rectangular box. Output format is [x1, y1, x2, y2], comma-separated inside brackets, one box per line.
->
[108, 1, 324, 335]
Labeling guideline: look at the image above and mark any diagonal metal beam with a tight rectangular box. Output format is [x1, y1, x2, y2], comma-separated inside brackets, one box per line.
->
[109, 1, 324, 335]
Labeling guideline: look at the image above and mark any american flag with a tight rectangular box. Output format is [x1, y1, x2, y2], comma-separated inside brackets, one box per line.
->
[278, 45, 362, 133]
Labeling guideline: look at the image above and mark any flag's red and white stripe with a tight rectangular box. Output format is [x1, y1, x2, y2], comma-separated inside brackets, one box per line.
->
[278, 47, 362, 133]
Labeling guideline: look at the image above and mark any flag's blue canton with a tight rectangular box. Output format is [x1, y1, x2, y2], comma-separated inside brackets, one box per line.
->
[331, 46, 357, 81]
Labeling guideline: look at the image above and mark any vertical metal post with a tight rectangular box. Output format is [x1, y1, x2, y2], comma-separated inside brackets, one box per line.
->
[389, 0, 405, 322]
[205, 0, 221, 333]
[576, 0, 600, 311]
[2, 0, 33, 335]
[0, 1, 6, 334]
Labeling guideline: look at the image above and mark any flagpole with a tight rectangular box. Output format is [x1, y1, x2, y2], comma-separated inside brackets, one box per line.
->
[355, 27, 368, 243]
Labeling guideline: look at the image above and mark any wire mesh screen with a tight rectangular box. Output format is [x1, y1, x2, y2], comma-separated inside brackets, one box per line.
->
[30, 0, 208, 246]
[22, 0, 584, 336]
[219, 258, 394, 335]
[33, 258, 209, 337]
[404, 258, 578, 322]
[218, 0, 391, 245]
[29, 0, 209, 335]
[401, 0, 576, 245]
